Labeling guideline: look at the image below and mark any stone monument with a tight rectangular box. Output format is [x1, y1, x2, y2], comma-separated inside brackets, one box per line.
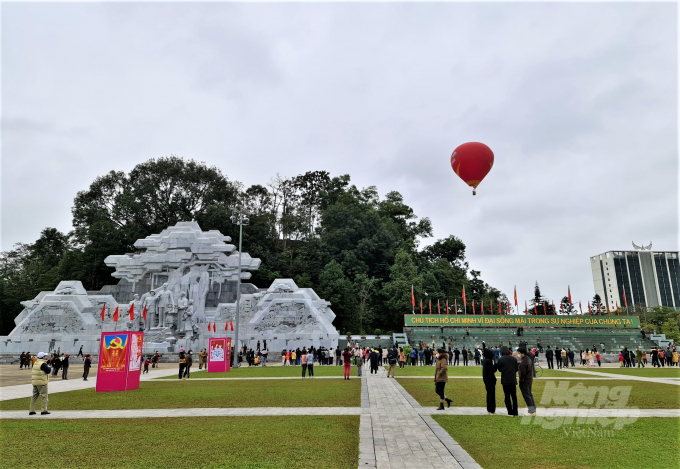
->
[0, 222, 339, 354]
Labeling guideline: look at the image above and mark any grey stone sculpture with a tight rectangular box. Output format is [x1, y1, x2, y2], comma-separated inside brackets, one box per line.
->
[0, 222, 339, 354]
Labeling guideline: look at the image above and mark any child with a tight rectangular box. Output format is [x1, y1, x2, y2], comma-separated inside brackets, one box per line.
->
[355, 353, 363, 377]
[143, 357, 150, 374]
[596, 352, 601, 367]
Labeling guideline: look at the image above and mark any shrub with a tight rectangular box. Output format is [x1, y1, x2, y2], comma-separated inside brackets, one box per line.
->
[373, 328, 382, 335]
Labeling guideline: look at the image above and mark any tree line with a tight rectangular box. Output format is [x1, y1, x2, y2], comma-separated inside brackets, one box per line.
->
[0, 157, 510, 336]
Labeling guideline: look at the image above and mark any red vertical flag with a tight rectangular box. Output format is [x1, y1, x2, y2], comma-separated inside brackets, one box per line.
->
[411, 285, 415, 308]
[446, 300, 449, 314]
[437, 300, 441, 314]
[230, 322, 234, 331]
[472, 300, 475, 315]
[213, 323, 217, 332]
[622, 290, 628, 307]
[514, 286, 518, 306]
[462, 286, 467, 307]
[606, 302, 610, 315]
[420, 300, 423, 314]
[507, 303, 511, 315]
[481, 300, 484, 315]
[568, 286, 572, 305]
[225, 322, 229, 331]
[454, 300, 458, 315]
[113, 306, 119, 322]
[207, 322, 211, 331]
[428, 299, 432, 314]
[616, 303, 620, 315]
[579, 301, 583, 314]
[498, 301, 501, 315]
[129, 303, 135, 321]
[543, 301, 546, 315]
[142, 305, 147, 322]
[588, 302, 591, 314]
[524, 301, 528, 313]
[100, 303, 106, 322]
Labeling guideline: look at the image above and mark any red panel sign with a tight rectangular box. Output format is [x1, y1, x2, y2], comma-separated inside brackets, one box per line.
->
[96, 331, 144, 392]
[208, 337, 231, 373]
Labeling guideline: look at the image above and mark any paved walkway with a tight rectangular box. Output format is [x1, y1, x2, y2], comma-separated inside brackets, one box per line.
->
[558, 368, 680, 385]
[359, 368, 481, 469]
[0, 367, 179, 401]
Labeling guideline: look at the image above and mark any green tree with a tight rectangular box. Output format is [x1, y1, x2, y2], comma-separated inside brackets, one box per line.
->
[317, 261, 357, 333]
[382, 250, 421, 330]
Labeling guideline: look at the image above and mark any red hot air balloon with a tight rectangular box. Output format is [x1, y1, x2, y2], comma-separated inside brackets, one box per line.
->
[450, 142, 494, 195]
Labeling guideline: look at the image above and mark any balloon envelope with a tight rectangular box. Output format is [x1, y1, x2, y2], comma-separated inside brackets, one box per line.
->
[450, 142, 494, 194]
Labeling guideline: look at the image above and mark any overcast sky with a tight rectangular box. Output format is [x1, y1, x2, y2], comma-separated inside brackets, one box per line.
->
[1, 2, 677, 306]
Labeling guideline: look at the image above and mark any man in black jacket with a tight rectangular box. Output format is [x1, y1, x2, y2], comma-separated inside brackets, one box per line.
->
[518, 346, 536, 416]
[482, 348, 497, 414]
[83, 355, 92, 381]
[387, 348, 397, 378]
[453, 348, 460, 366]
[545, 346, 554, 369]
[495, 346, 518, 416]
[568, 349, 575, 367]
[555, 346, 562, 369]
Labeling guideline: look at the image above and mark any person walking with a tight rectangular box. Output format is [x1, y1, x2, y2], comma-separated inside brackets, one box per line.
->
[635, 347, 644, 368]
[83, 354, 92, 381]
[183, 350, 193, 379]
[29, 352, 51, 415]
[496, 346, 518, 416]
[355, 352, 363, 377]
[482, 348, 497, 415]
[387, 347, 397, 378]
[178, 348, 186, 379]
[336, 347, 342, 366]
[370, 349, 379, 374]
[398, 348, 405, 369]
[596, 351, 601, 367]
[342, 348, 352, 380]
[434, 348, 452, 410]
[20, 351, 26, 369]
[61, 354, 70, 380]
[77, 346, 84, 358]
[517, 346, 536, 416]
[545, 346, 554, 370]
[306, 350, 315, 377]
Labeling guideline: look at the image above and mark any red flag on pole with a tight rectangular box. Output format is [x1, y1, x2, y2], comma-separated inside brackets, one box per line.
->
[454, 299, 458, 314]
[481, 300, 484, 315]
[543, 301, 546, 315]
[225, 322, 228, 331]
[623, 290, 628, 307]
[411, 285, 415, 308]
[498, 301, 501, 315]
[514, 286, 518, 307]
[579, 301, 582, 314]
[560, 302, 564, 314]
[525, 301, 528, 313]
[462, 286, 467, 307]
[129, 303, 134, 321]
[606, 302, 610, 314]
[113, 306, 119, 322]
[100, 303, 106, 322]
[616, 303, 620, 315]
[472, 300, 475, 315]
[568, 286, 572, 305]
[534, 303, 537, 315]
[446, 300, 449, 314]
[420, 300, 423, 314]
[213, 323, 217, 332]
[437, 300, 441, 314]
[507, 303, 511, 315]
[588, 302, 591, 314]
[428, 299, 432, 314]
[142, 305, 147, 322]
[230, 322, 234, 331]
[207, 322, 211, 331]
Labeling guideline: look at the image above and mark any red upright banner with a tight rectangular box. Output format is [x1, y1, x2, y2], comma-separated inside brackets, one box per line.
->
[208, 337, 232, 373]
[96, 331, 144, 392]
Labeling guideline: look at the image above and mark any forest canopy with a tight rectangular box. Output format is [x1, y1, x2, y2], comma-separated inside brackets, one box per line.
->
[0, 157, 507, 335]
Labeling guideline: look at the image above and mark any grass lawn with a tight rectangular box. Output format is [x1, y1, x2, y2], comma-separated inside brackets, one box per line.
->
[571, 367, 680, 378]
[160, 365, 347, 378]
[397, 378, 680, 409]
[0, 378, 360, 411]
[391, 365, 576, 378]
[0, 416, 359, 469]
[432, 415, 680, 469]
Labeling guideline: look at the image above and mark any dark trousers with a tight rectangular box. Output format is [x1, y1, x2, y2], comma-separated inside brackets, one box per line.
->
[302, 364, 307, 377]
[502, 384, 518, 416]
[569, 358, 574, 367]
[183, 364, 191, 378]
[83, 367, 90, 379]
[411, 357, 416, 366]
[307, 364, 314, 377]
[556, 357, 562, 369]
[547, 358, 553, 369]
[62, 367, 69, 379]
[485, 383, 496, 414]
[178, 363, 186, 379]
[519, 381, 536, 413]
[435, 381, 446, 400]
[463, 358, 468, 366]
[454, 357, 459, 366]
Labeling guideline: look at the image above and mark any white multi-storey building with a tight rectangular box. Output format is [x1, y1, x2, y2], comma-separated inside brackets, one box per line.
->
[591, 246, 680, 310]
